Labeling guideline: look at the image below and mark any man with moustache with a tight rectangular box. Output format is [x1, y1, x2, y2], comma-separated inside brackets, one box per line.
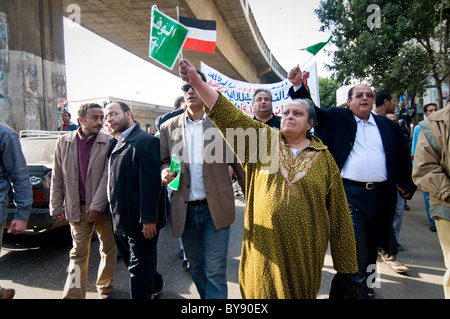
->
[57, 111, 78, 131]
[105, 101, 166, 299]
[159, 70, 245, 299]
[50, 103, 117, 299]
[289, 73, 416, 298]
[251, 89, 282, 129]
[252, 65, 311, 130]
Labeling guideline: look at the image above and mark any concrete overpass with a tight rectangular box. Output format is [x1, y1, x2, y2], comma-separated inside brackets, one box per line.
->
[63, 0, 287, 84]
[0, 0, 287, 131]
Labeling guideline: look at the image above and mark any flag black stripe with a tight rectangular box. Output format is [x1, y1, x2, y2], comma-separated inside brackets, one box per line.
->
[179, 16, 216, 31]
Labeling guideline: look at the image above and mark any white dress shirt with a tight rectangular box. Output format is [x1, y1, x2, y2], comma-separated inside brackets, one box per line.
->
[108, 124, 136, 201]
[185, 113, 207, 201]
[341, 113, 388, 182]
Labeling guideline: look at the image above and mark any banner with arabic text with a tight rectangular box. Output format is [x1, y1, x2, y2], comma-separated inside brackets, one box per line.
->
[200, 62, 320, 117]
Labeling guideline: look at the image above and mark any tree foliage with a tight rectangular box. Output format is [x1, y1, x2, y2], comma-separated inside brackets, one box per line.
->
[319, 77, 339, 109]
[315, 0, 450, 107]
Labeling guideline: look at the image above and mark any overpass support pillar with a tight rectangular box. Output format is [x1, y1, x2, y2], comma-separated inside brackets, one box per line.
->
[0, 0, 66, 132]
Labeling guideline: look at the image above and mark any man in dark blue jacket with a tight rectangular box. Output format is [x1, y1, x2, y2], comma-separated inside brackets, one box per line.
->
[105, 101, 167, 299]
[289, 69, 415, 298]
[0, 124, 32, 299]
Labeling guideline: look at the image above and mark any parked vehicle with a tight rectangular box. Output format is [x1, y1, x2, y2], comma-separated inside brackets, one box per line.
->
[6, 130, 68, 231]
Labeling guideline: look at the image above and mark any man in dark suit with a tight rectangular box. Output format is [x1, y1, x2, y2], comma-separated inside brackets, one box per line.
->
[289, 72, 415, 298]
[251, 89, 281, 129]
[105, 101, 166, 299]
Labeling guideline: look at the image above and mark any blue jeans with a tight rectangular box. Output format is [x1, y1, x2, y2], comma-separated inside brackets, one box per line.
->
[182, 204, 230, 299]
[423, 191, 435, 228]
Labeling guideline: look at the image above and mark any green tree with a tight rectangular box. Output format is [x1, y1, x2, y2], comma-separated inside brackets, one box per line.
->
[319, 77, 339, 109]
[315, 0, 450, 108]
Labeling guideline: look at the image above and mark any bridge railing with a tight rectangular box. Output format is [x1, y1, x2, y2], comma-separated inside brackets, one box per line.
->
[243, 0, 288, 79]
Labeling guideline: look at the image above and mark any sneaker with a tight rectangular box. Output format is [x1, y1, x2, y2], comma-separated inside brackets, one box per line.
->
[430, 225, 437, 232]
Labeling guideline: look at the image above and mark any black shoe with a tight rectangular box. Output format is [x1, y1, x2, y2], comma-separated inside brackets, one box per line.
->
[404, 204, 410, 211]
[178, 249, 184, 259]
[397, 243, 404, 251]
[367, 288, 376, 299]
[152, 278, 164, 299]
[183, 260, 190, 269]
[430, 225, 437, 232]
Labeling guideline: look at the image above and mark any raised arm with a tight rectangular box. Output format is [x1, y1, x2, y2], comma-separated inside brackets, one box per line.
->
[179, 59, 219, 109]
[288, 65, 311, 100]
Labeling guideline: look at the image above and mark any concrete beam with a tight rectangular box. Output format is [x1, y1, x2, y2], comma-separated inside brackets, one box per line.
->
[184, 0, 258, 83]
[0, 0, 67, 132]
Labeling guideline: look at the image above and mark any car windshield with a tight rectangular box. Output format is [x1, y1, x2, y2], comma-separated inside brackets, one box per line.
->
[20, 137, 57, 165]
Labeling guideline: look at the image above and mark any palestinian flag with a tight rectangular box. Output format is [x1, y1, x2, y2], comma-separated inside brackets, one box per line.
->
[179, 17, 217, 54]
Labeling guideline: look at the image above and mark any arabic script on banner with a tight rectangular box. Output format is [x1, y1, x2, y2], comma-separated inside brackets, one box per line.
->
[200, 62, 320, 117]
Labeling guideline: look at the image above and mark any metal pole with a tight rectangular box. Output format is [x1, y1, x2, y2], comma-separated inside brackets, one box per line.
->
[177, 6, 184, 61]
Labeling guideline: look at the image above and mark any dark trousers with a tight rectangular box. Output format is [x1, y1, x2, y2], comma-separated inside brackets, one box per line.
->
[344, 182, 389, 299]
[115, 233, 163, 299]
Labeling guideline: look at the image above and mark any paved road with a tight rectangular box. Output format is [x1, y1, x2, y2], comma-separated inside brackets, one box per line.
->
[0, 193, 446, 299]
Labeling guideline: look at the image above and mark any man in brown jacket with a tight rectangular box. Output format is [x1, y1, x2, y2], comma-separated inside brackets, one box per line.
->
[160, 71, 245, 299]
[412, 102, 450, 298]
[50, 103, 117, 299]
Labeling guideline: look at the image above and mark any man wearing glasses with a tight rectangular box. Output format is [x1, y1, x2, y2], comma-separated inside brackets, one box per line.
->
[159, 70, 245, 299]
[105, 102, 166, 299]
[289, 72, 416, 299]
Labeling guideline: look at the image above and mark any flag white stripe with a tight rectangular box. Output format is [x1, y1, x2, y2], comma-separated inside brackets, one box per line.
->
[186, 27, 217, 43]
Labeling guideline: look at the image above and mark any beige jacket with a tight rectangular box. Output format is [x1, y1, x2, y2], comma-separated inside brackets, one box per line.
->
[159, 113, 245, 238]
[412, 105, 450, 220]
[50, 130, 112, 222]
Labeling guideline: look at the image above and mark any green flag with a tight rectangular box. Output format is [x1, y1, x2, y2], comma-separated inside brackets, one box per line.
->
[149, 5, 189, 69]
[300, 36, 333, 56]
[168, 154, 181, 191]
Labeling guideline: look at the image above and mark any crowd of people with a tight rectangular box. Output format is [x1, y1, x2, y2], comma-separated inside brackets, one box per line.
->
[0, 58, 449, 300]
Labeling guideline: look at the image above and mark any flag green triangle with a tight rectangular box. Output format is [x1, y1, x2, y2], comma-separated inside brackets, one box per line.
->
[300, 36, 332, 56]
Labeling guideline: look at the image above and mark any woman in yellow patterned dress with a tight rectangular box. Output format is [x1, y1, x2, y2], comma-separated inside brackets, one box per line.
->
[178, 59, 358, 299]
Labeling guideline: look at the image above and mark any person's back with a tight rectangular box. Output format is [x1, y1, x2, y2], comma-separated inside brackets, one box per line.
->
[412, 105, 450, 298]
[0, 124, 32, 229]
[0, 124, 33, 299]
[413, 106, 450, 207]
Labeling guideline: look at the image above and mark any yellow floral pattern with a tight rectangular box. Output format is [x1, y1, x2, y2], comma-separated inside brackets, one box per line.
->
[279, 137, 322, 186]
